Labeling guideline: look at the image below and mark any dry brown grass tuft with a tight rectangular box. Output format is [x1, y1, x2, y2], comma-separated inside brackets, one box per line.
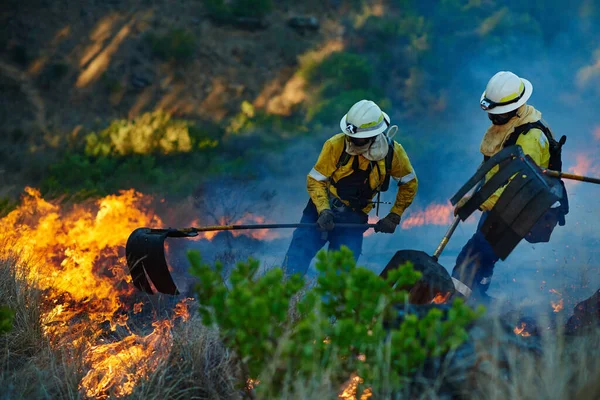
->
[0, 257, 83, 399]
[131, 316, 241, 400]
[464, 314, 600, 400]
[1, 250, 599, 400]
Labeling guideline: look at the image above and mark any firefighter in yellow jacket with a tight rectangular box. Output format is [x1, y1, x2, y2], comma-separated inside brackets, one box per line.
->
[283, 100, 418, 276]
[452, 71, 561, 301]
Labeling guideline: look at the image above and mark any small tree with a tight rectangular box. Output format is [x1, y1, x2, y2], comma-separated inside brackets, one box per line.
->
[190, 247, 483, 398]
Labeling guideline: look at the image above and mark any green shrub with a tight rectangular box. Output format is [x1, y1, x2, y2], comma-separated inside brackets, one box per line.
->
[204, 0, 273, 22]
[0, 306, 14, 334]
[305, 89, 390, 126]
[40, 152, 213, 200]
[226, 101, 308, 136]
[84, 110, 217, 157]
[146, 28, 197, 62]
[298, 51, 393, 125]
[303, 52, 373, 92]
[190, 247, 483, 397]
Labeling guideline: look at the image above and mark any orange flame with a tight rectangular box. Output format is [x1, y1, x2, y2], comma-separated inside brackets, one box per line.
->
[339, 374, 372, 400]
[0, 187, 185, 398]
[174, 297, 193, 321]
[552, 298, 564, 313]
[513, 322, 531, 337]
[401, 203, 454, 229]
[430, 292, 451, 304]
[246, 378, 260, 390]
[80, 320, 173, 398]
[567, 154, 593, 186]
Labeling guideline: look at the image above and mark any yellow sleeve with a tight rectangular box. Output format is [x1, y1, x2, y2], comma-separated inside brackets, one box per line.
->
[306, 139, 340, 214]
[389, 142, 418, 216]
[480, 129, 549, 211]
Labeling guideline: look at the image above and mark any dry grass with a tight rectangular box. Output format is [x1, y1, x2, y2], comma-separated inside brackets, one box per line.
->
[468, 323, 600, 400]
[1, 252, 599, 399]
[131, 317, 241, 400]
[0, 257, 83, 399]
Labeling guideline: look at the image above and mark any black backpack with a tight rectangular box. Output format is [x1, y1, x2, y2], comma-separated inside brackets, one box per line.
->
[503, 120, 567, 173]
[336, 135, 395, 192]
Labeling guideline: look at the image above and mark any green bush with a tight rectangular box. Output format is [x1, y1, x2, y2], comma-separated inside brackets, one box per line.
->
[303, 52, 373, 92]
[84, 110, 217, 157]
[226, 101, 307, 136]
[0, 306, 14, 334]
[299, 51, 392, 125]
[39, 151, 226, 200]
[305, 89, 390, 126]
[146, 28, 197, 62]
[190, 247, 483, 397]
[204, 0, 273, 22]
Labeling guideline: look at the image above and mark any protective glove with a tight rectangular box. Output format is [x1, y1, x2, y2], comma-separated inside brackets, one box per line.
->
[316, 209, 335, 232]
[374, 212, 401, 234]
[454, 195, 472, 216]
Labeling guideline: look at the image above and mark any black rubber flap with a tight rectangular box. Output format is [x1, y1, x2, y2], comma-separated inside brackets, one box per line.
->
[451, 145, 526, 206]
[458, 158, 526, 220]
[479, 158, 559, 260]
[380, 250, 456, 304]
[126, 228, 180, 295]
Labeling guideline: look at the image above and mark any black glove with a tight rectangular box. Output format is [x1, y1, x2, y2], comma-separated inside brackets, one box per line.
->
[374, 212, 401, 234]
[316, 209, 335, 232]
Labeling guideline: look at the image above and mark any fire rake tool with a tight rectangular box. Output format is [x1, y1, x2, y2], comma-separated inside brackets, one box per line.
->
[126, 222, 376, 295]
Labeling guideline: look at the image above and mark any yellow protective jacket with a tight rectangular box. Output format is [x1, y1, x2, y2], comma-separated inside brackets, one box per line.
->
[307, 133, 418, 216]
[479, 104, 551, 211]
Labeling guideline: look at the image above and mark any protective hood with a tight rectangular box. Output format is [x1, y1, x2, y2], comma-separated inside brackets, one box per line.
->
[480, 105, 542, 157]
[345, 133, 389, 161]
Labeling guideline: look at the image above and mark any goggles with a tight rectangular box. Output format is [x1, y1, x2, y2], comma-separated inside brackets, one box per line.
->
[480, 86, 526, 111]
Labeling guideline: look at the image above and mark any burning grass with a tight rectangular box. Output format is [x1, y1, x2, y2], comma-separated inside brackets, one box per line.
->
[0, 187, 599, 399]
[0, 257, 83, 399]
[0, 188, 189, 398]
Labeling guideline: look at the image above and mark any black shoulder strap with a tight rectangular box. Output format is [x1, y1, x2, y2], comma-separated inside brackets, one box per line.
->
[381, 137, 394, 192]
[504, 120, 551, 147]
[483, 120, 548, 162]
[485, 119, 567, 170]
[337, 139, 352, 168]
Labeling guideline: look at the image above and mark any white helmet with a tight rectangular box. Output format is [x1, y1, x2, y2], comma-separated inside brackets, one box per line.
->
[480, 71, 533, 114]
[339, 100, 390, 139]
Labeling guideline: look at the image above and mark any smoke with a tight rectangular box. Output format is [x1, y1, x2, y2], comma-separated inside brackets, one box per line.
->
[163, 4, 600, 315]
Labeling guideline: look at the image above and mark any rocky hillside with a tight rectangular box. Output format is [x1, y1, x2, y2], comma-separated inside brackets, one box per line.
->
[0, 0, 350, 135]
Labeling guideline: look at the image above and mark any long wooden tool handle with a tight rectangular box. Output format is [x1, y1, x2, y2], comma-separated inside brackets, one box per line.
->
[432, 216, 461, 261]
[177, 223, 378, 233]
[543, 169, 600, 185]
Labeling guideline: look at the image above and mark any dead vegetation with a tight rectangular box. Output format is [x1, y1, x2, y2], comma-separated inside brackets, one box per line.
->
[1, 249, 599, 399]
[130, 317, 240, 400]
[0, 256, 83, 399]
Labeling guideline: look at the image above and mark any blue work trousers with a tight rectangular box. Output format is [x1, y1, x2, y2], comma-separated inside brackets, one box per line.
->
[451, 212, 500, 295]
[282, 199, 368, 277]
